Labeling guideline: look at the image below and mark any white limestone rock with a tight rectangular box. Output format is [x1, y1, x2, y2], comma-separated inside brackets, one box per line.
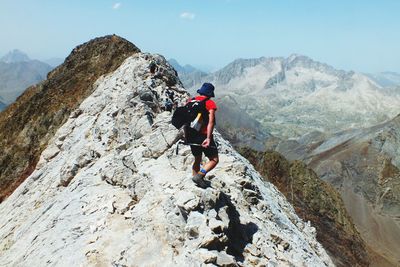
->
[0, 53, 334, 267]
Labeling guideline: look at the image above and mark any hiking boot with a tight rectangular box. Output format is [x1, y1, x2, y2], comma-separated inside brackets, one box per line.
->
[192, 173, 209, 189]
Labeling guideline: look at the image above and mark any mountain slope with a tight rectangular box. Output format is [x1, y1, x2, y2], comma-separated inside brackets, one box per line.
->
[216, 95, 271, 151]
[0, 100, 6, 111]
[0, 60, 53, 104]
[284, 115, 400, 266]
[0, 49, 30, 63]
[188, 55, 400, 138]
[238, 148, 369, 267]
[43, 57, 65, 67]
[0, 41, 333, 266]
[0, 35, 140, 202]
[366, 72, 400, 87]
[169, 58, 208, 89]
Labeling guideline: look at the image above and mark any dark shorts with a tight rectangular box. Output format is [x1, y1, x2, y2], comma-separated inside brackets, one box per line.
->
[186, 128, 218, 158]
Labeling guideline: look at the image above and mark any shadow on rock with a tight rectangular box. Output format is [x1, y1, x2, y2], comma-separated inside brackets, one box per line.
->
[219, 192, 258, 262]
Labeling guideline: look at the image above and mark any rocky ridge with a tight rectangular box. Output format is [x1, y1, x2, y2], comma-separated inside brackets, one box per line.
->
[0, 43, 333, 266]
[0, 35, 140, 202]
[238, 148, 369, 267]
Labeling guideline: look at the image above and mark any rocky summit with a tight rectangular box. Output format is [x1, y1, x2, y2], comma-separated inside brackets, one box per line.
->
[0, 37, 333, 266]
[0, 35, 140, 202]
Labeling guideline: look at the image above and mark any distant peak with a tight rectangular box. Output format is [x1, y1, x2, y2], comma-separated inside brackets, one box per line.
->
[1, 49, 30, 63]
[287, 53, 311, 63]
[288, 53, 303, 59]
[68, 35, 140, 59]
[60, 35, 140, 74]
[168, 58, 179, 65]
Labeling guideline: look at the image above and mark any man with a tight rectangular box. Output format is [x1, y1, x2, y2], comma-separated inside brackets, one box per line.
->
[186, 83, 219, 188]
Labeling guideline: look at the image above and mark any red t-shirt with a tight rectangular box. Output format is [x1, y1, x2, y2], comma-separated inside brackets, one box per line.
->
[192, 95, 217, 135]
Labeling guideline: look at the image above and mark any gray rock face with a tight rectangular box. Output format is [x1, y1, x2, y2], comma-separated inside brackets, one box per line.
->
[0, 52, 333, 266]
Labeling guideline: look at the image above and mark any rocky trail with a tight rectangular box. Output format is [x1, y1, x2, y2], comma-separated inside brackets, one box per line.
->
[0, 48, 333, 266]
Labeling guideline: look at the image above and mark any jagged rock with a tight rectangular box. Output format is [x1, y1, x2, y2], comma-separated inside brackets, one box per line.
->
[216, 251, 238, 267]
[0, 35, 140, 202]
[176, 191, 200, 212]
[139, 90, 154, 102]
[208, 217, 226, 233]
[41, 145, 60, 161]
[0, 42, 333, 266]
[186, 211, 207, 238]
[194, 248, 218, 264]
[239, 148, 369, 267]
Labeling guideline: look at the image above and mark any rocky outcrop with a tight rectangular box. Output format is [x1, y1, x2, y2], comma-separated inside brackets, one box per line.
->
[0, 35, 140, 202]
[238, 148, 369, 267]
[0, 44, 333, 266]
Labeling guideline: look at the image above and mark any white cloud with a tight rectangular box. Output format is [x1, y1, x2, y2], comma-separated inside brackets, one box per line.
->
[112, 3, 121, 10]
[180, 12, 195, 20]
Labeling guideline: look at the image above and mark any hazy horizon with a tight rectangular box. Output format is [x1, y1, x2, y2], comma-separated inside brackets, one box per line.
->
[1, 0, 400, 73]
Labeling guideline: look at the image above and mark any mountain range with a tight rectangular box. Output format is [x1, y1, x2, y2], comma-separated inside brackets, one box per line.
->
[183, 55, 400, 139]
[168, 58, 208, 89]
[0, 50, 53, 110]
[1, 49, 31, 63]
[174, 56, 400, 266]
[0, 35, 337, 266]
[2, 37, 399, 266]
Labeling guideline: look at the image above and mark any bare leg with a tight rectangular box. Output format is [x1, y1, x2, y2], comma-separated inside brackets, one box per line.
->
[203, 155, 219, 173]
[192, 155, 202, 176]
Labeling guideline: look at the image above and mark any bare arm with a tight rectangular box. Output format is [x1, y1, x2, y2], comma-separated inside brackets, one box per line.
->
[202, 109, 216, 147]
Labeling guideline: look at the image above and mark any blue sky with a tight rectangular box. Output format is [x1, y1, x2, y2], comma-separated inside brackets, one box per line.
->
[1, 0, 399, 72]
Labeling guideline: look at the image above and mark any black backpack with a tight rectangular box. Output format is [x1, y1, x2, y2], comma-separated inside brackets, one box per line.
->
[171, 97, 209, 129]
